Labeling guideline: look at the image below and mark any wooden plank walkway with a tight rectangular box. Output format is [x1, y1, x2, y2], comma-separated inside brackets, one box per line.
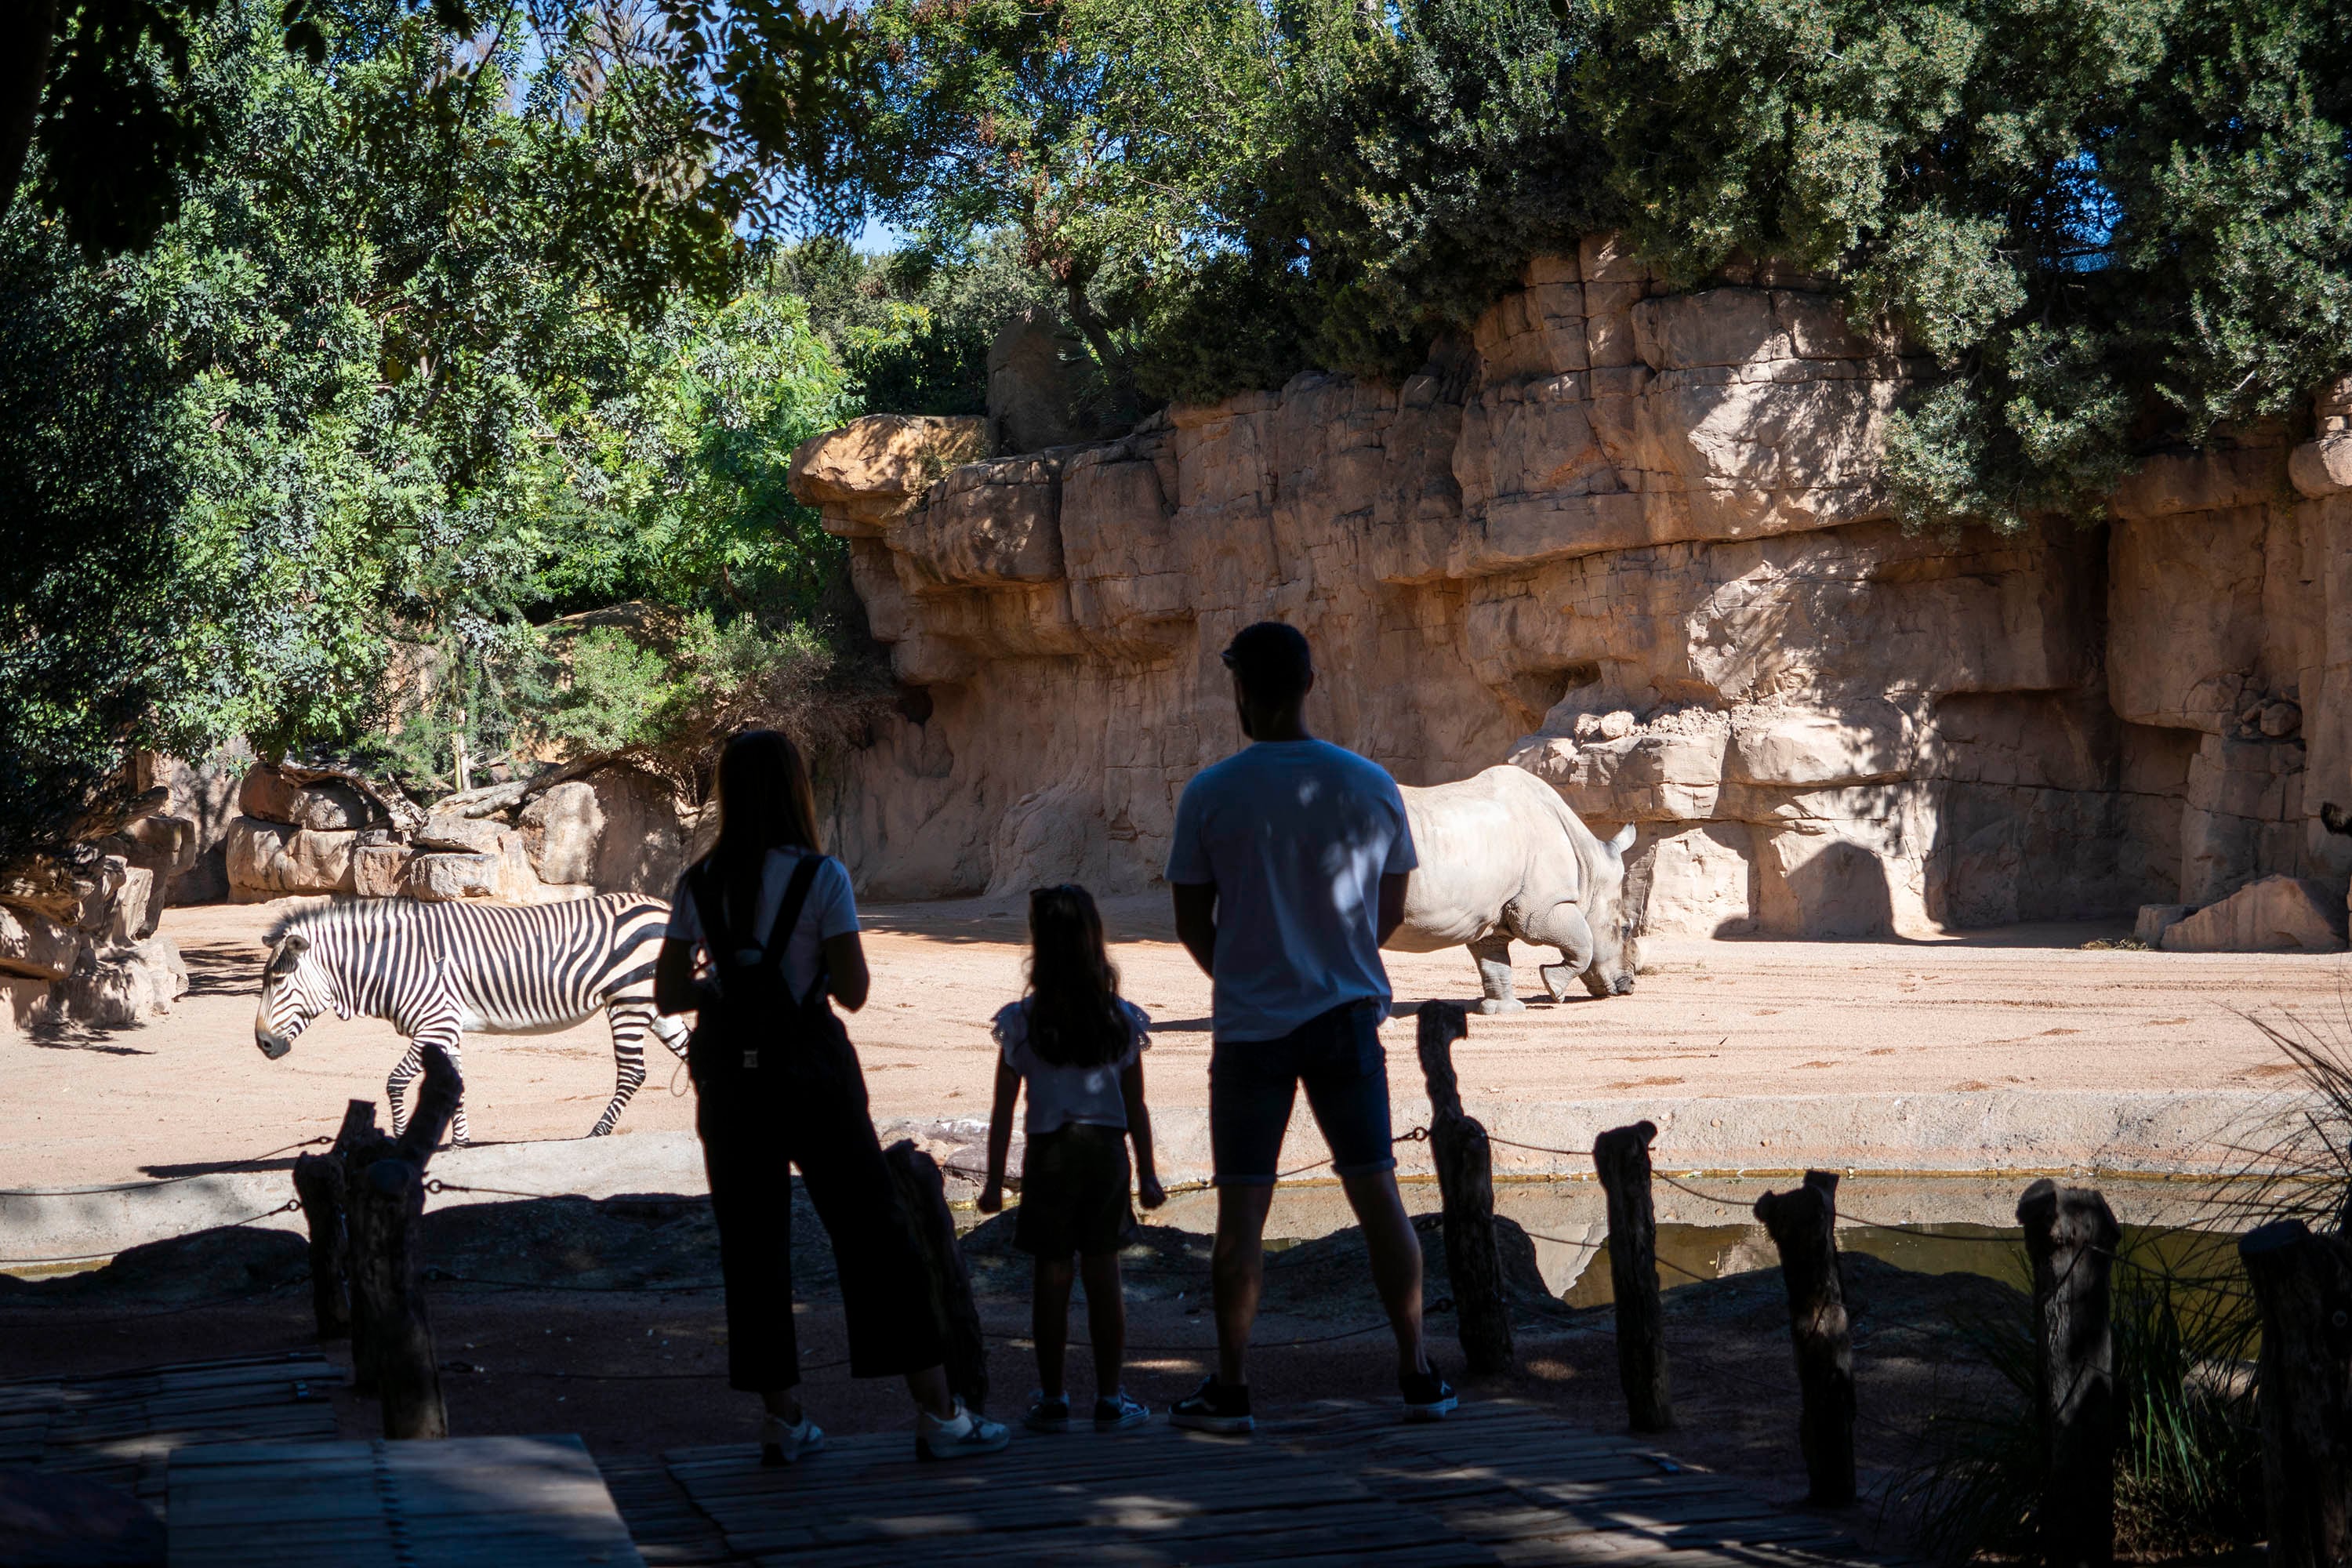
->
[662, 1400, 1886, 1568]
[0, 1351, 340, 1508]
[168, 1434, 648, 1568]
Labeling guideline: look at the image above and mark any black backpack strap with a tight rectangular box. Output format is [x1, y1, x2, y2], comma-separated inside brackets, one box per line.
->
[760, 853, 826, 967]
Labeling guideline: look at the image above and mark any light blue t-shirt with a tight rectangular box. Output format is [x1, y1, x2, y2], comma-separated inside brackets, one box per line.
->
[1165, 739, 1418, 1043]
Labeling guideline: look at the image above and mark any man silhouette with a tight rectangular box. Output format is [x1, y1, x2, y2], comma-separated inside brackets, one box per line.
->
[1163, 621, 1453, 1433]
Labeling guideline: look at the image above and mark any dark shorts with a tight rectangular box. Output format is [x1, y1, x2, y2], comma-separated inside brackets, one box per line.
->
[1210, 999, 1395, 1187]
[1014, 1122, 1137, 1258]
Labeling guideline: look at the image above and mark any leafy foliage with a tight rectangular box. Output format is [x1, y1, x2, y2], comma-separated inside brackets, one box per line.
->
[0, 212, 195, 864]
[808, 0, 2352, 530]
[1898, 1234, 2263, 1559]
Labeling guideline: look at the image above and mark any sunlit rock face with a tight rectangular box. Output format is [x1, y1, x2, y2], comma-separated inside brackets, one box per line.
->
[790, 242, 2352, 942]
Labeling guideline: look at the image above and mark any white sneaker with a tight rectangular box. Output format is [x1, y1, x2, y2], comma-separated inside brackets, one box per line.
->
[761, 1413, 826, 1467]
[1094, 1390, 1150, 1432]
[916, 1398, 1012, 1461]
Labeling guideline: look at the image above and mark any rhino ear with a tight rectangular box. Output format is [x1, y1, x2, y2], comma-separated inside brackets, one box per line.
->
[1607, 823, 1637, 856]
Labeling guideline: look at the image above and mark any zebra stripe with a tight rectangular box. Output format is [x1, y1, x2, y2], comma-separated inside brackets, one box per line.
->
[255, 894, 690, 1143]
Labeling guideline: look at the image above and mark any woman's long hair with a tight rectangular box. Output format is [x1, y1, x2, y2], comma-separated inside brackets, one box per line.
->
[699, 729, 823, 934]
[1023, 884, 1129, 1069]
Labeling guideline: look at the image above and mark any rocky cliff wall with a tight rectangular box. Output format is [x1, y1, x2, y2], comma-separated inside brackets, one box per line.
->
[791, 237, 2352, 941]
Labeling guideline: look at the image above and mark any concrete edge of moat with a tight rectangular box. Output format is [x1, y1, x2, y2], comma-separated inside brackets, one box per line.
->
[2, 1089, 2312, 1269]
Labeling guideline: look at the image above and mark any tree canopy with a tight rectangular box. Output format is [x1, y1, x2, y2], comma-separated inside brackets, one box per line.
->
[813, 0, 2352, 528]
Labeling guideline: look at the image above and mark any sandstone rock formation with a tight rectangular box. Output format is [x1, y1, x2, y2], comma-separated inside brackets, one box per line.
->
[2159, 873, 2347, 953]
[222, 760, 691, 906]
[791, 238, 2352, 940]
[0, 829, 193, 1034]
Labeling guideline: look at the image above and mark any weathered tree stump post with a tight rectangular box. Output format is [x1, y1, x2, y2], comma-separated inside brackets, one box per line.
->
[292, 1154, 349, 1339]
[1592, 1120, 1671, 1432]
[1755, 1171, 1854, 1505]
[290, 1100, 377, 1341]
[1417, 1001, 1513, 1376]
[2240, 1218, 2352, 1568]
[2017, 1180, 2121, 1568]
[885, 1139, 989, 1414]
[346, 1044, 460, 1439]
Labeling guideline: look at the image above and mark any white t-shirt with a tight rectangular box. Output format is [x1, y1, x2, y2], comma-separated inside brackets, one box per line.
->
[1165, 739, 1417, 1042]
[994, 999, 1151, 1135]
[666, 848, 858, 1004]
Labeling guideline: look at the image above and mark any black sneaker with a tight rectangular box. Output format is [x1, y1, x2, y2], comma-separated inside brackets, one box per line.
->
[1168, 1377, 1254, 1435]
[1400, 1367, 1457, 1422]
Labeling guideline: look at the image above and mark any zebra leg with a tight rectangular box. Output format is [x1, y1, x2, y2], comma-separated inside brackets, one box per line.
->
[385, 1042, 424, 1136]
[437, 1036, 470, 1146]
[592, 1000, 657, 1136]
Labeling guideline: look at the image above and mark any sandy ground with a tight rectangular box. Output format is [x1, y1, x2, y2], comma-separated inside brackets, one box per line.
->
[4, 896, 2349, 1187]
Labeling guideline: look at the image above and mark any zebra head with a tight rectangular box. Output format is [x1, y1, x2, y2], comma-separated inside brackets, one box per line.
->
[256, 931, 340, 1058]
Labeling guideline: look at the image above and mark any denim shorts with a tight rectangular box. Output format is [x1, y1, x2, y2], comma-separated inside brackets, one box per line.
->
[1209, 999, 1395, 1186]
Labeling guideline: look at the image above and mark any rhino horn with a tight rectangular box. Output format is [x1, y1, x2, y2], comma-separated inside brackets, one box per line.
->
[1606, 822, 1636, 855]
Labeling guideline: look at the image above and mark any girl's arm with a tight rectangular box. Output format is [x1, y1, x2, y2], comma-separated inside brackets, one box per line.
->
[978, 1059, 1020, 1213]
[652, 938, 698, 1015]
[1120, 1058, 1164, 1209]
[821, 931, 870, 1011]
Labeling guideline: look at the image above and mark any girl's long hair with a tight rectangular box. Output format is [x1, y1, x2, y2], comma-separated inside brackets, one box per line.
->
[1024, 884, 1129, 1069]
[699, 729, 823, 934]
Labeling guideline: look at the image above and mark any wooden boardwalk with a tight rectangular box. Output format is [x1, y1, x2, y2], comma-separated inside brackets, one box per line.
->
[168, 1435, 647, 1568]
[662, 1400, 1884, 1568]
[0, 1351, 340, 1508]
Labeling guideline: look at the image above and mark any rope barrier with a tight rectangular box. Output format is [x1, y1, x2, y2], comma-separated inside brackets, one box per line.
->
[0, 1138, 332, 1198]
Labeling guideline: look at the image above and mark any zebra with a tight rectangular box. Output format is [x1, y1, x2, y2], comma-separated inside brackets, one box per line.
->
[253, 894, 690, 1144]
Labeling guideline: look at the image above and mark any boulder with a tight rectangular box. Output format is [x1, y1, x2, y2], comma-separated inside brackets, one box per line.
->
[0, 977, 54, 1036]
[403, 828, 544, 903]
[107, 866, 160, 942]
[405, 852, 499, 902]
[786, 414, 989, 534]
[415, 813, 506, 855]
[237, 766, 375, 832]
[160, 749, 249, 904]
[0, 903, 83, 980]
[350, 844, 411, 898]
[2161, 875, 2350, 953]
[223, 818, 357, 900]
[56, 937, 189, 1027]
[587, 768, 691, 897]
[2133, 903, 2194, 947]
[519, 781, 604, 885]
[73, 856, 129, 932]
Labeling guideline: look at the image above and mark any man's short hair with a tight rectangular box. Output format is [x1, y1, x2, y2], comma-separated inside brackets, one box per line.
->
[1221, 621, 1313, 705]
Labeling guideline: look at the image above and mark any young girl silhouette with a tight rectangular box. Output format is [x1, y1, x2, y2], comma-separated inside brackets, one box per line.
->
[979, 884, 1166, 1432]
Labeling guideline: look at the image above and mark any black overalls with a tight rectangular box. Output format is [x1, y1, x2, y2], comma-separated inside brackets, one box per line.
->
[686, 854, 943, 1392]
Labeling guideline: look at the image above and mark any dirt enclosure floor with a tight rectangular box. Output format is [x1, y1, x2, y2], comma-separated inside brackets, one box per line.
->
[5, 896, 2349, 1189]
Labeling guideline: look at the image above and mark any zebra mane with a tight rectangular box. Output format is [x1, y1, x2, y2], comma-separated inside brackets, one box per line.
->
[261, 900, 358, 946]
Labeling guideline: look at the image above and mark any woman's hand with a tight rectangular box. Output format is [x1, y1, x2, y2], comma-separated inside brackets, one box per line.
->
[976, 1181, 1003, 1214]
[1138, 1174, 1166, 1210]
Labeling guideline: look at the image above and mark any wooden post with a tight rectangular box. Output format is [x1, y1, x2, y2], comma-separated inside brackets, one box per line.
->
[885, 1139, 989, 1414]
[1755, 1171, 1854, 1505]
[1592, 1121, 1671, 1431]
[2239, 1218, 2352, 1568]
[346, 1046, 460, 1439]
[290, 1100, 377, 1342]
[2017, 1180, 2121, 1568]
[292, 1152, 349, 1340]
[1416, 1002, 1512, 1375]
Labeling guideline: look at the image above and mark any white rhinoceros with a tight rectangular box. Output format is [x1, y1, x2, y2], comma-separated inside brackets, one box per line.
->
[1388, 764, 1639, 1012]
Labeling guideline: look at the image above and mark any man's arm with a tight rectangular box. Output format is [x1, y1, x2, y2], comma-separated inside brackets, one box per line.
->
[1376, 871, 1410, 946]
[1171, 881, 1218, 976]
